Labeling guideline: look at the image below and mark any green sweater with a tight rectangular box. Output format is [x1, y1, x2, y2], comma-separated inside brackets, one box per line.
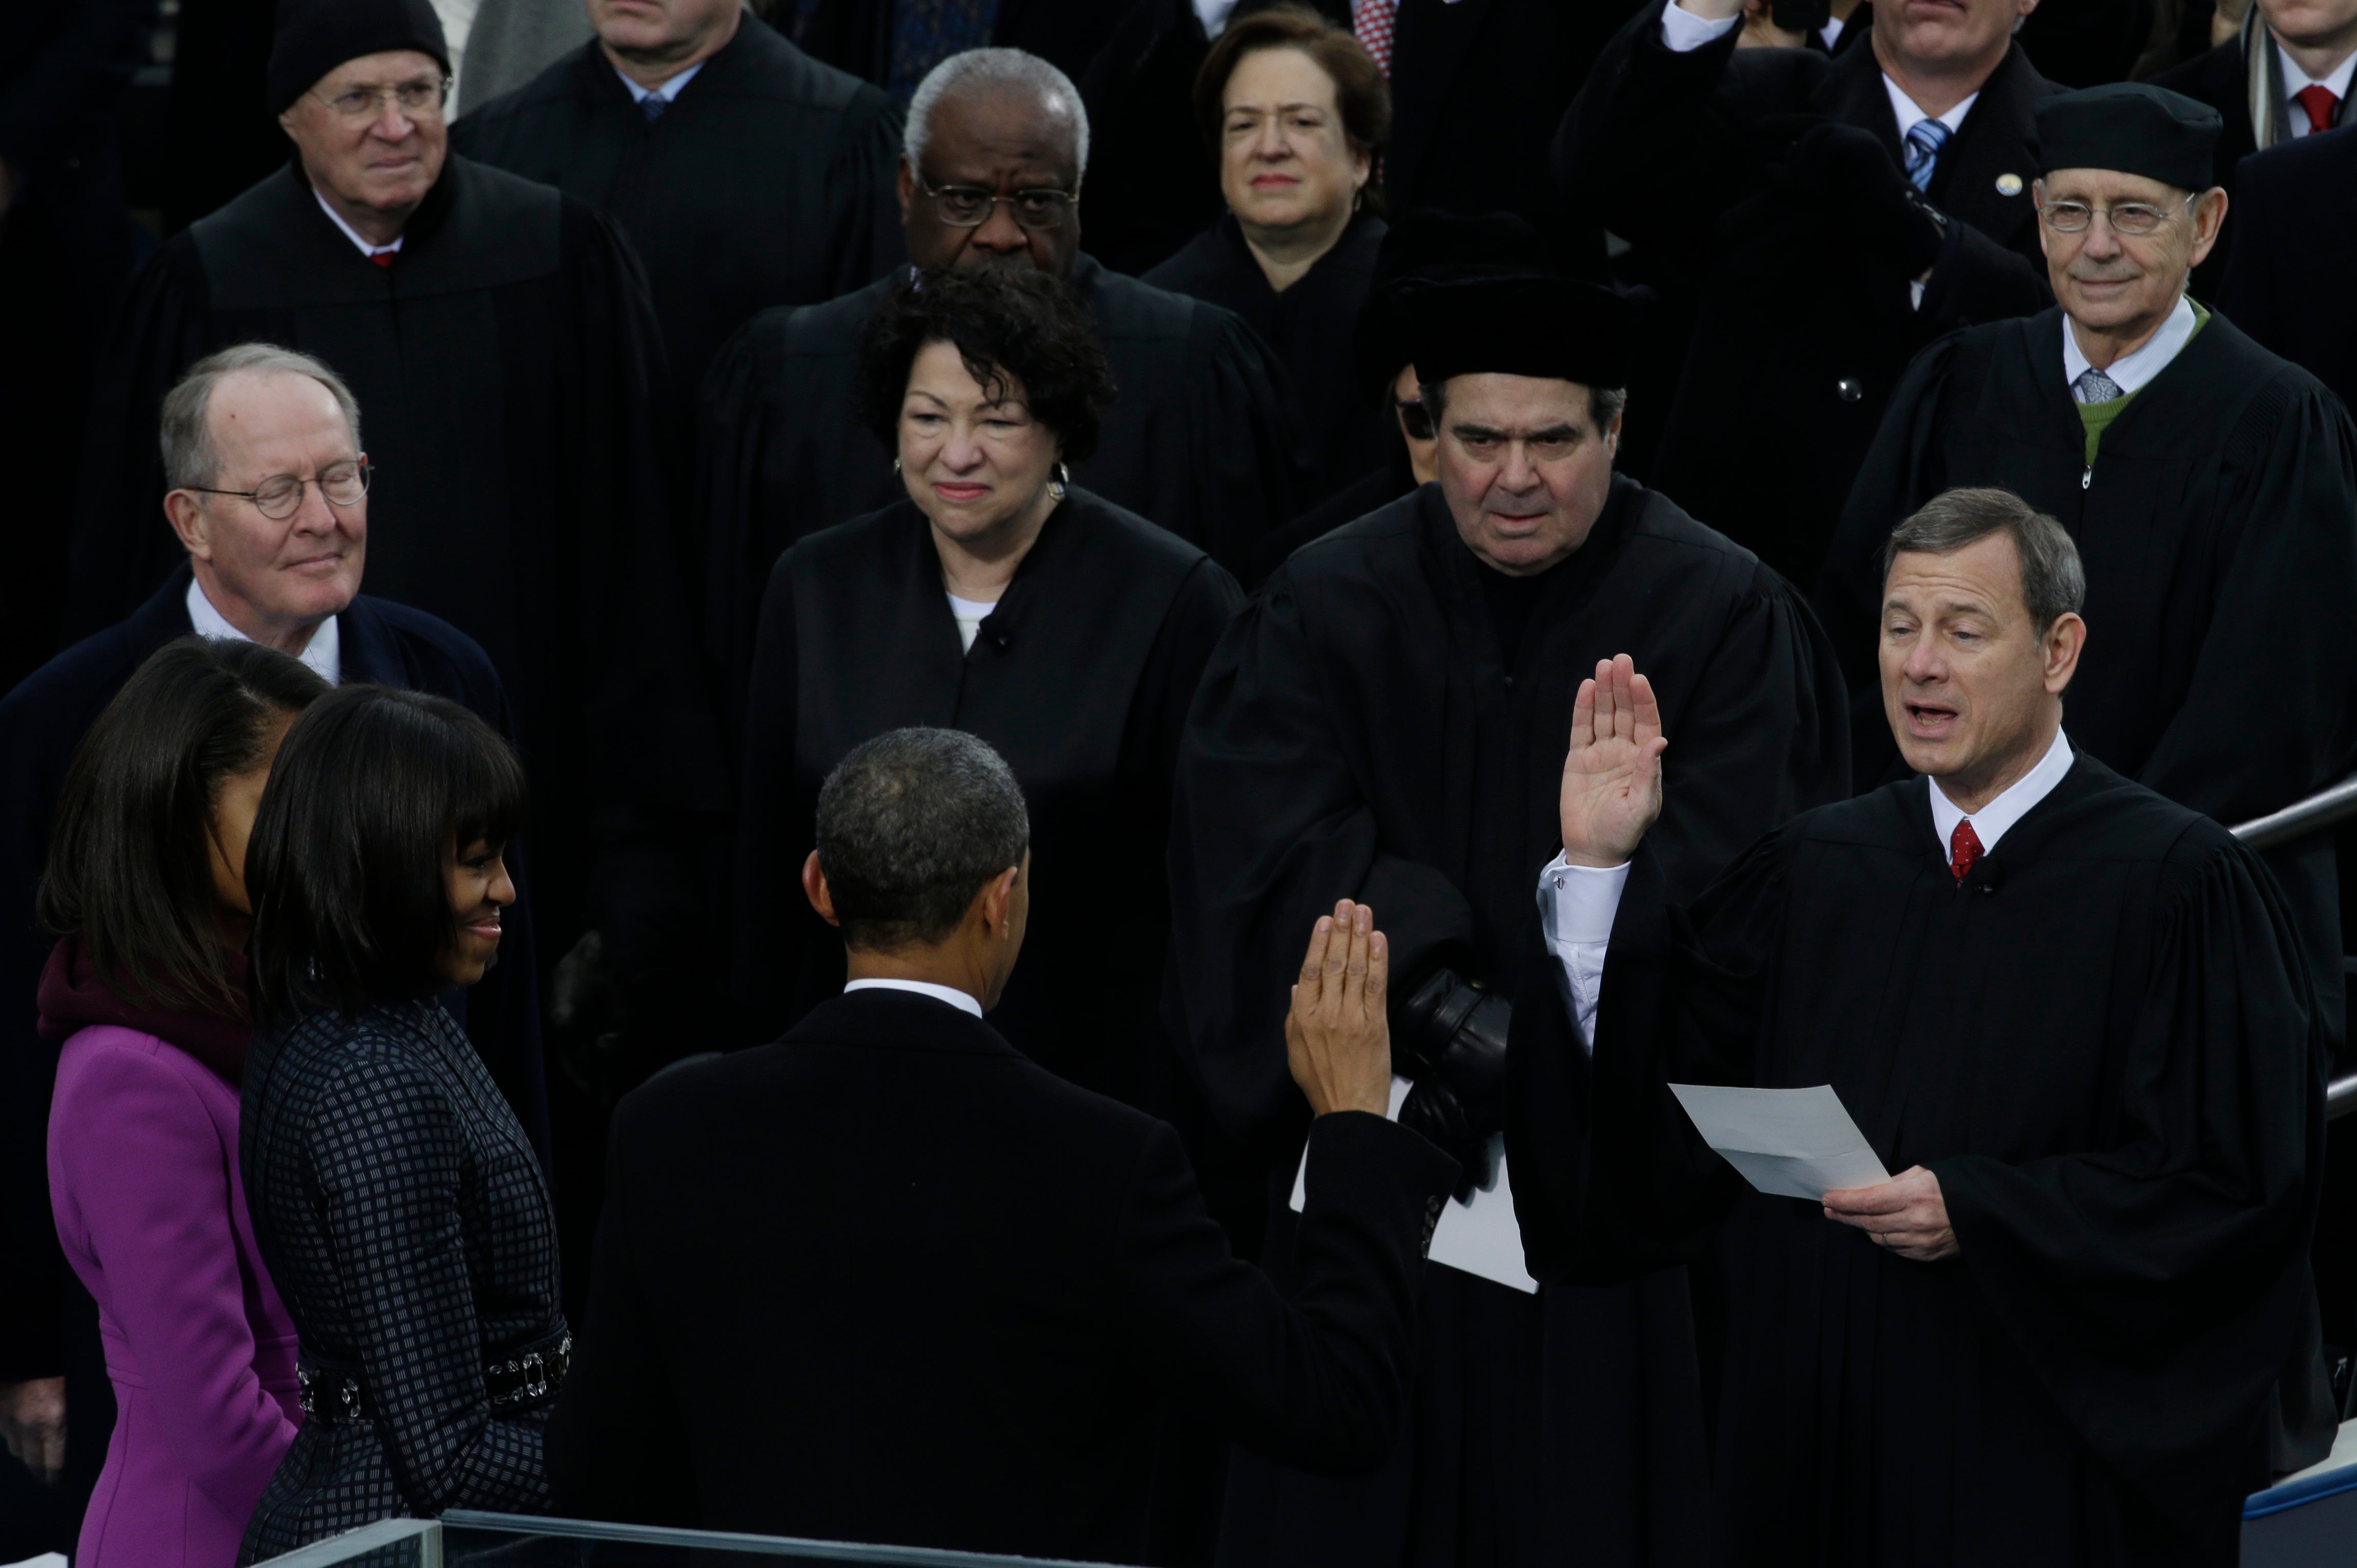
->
[2078, 299, 2210, 464]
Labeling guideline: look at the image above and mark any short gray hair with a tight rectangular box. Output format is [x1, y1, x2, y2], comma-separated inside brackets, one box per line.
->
[904, 48, 1090, 185]
[1418, 377, 1628, 436]
[815, 727, 1031, 952]
[160, 344, 362, 492]
[1882, 487, 2085, 632]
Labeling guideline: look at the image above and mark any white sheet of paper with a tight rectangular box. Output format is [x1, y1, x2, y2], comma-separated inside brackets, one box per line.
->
[1666, 1083, 1891, 1201]
[1289, 1077, 1538, 1294]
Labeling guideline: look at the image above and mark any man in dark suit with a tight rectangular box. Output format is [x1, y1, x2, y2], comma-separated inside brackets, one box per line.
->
[2155, 0, 2356, 294]
[0, 344, 545, 1549]
[2216, 119, 2357, 410]
[1556, 0, 2061, 593]
[1078, 0, 1620, 276]
[548, 726, 1457, 1565]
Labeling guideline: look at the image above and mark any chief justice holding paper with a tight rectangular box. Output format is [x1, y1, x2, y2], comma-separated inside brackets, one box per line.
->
[1509, 486, 2332, 1564]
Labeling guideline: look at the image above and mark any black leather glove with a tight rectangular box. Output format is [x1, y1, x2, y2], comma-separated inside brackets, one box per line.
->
[1767, 118, 1946, 280]
[1395, 969, 1512, 1199]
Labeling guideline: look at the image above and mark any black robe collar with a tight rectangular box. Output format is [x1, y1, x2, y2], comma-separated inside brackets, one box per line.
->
[1412, 472, 1643, 678]
[1840, 744, 2142, 882]
[1995, 304, 2277, 457]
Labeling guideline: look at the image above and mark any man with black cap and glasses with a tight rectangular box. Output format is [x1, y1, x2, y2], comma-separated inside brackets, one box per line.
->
[1822, 82, 2357, 1073]
[1169, 271, 1850, 1567]
[66, 0, 731, 1156]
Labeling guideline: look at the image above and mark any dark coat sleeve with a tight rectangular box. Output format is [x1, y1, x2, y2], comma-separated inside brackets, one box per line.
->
[66, 241, 217, 641]
[544, 1095, 695, 1524]
[1114, 1111, 1457, 1472]
[1935, 833, 2328, 1516]
[1506, 831, 1788, 1286]
[728, 553, 804, 1037]
[1164, 576, 1476, 1152]
[307, 1041, 553, 1514]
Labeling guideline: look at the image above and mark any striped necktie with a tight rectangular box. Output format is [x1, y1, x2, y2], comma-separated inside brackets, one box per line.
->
[1352, 0, 1398, 75]
[1903, 117, 1951, 191]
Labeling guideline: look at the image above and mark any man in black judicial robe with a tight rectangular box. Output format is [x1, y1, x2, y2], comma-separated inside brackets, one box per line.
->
[66, 0, 728, 995]
[697, 47, 1307, 723]
[452, 0, 905, 411]
[2215, 121, 2357, 412]
[1513, 491, 2332, 1565]
[1820, 83, 2357, 1057]
[0, 348, 547, 1550]
[1168, 275, 1849, 1567]
[1556, 0, 2058, 591]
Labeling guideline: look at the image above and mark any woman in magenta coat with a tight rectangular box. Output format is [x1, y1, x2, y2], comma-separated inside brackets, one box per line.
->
[37, 637, 327, 1568]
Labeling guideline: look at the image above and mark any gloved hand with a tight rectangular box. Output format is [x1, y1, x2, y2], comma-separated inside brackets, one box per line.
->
[1395, 968, 1512, 1199]
[1766, 117, 1945, 280]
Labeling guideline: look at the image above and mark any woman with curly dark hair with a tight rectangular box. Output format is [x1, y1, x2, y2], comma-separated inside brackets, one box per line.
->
[731, 262, 1243, 1119]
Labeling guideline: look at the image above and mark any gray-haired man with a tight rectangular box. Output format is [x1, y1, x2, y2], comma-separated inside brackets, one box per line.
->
[695, 47, 1311, 716]
[0, 344, 545, 1533]
[547, 727, 1457, 1559]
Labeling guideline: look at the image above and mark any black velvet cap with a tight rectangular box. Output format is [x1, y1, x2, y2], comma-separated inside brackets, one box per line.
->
[2033, 82, 2221, 191]
[268, 0, 450, 114]
[1404, 274, 1642, 390]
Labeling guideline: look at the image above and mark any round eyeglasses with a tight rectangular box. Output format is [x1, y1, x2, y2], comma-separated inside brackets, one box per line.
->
[2035, 192, 2197, 237]
[917, 177, 1077, 231]
[188, 459, 371, 521]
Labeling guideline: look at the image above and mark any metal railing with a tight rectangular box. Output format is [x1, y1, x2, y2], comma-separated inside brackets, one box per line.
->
[2228, 776, 2357, 1119]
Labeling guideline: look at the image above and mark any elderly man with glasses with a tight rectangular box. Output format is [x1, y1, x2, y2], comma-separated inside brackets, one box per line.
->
[66, 0, 730, 1155]
[697, 46, 1313, 721]
[0, 344, 546, 1545]
[1821, 81, 2357, 1073]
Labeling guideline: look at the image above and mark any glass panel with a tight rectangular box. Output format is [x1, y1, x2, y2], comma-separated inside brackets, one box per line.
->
[441, 1513, 1138, 1568]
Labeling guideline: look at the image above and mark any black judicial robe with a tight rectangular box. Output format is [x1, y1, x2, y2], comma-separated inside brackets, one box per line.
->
[1145, 211, 1389, 504]
[1558, 10, 2058, 591]
[1820, 308, 2357, 1053]
[0, 567, 551, 1535]
[451, 16, 905, 407]
[1167, 476, 1849, 1567]
[697, 257, 1309, 722]
[66, 157, 729, 963]
[732, 488, 1242, 1109]
[1508, 756, 2333, 1564]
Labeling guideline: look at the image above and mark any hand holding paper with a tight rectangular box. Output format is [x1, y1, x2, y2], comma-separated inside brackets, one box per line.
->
[1822, 1166, 1958, 1261]
[1666, 1083, 1890, 1201]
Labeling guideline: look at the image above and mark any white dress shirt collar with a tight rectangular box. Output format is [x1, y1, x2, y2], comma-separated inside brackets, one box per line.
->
[2277, 41, 2357, 136]
[185, 576, 342, 685]
[1927, 726, 2073, 858]
[2062, 291, 2197, 398]
[1884, 79, 1977, 145]
[616, 60, 705, 104]
[313, 190, 404, 260]
[842, 977, 984, 1019]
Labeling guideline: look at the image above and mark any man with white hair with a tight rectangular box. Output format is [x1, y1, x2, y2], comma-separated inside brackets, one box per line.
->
[454, 0, 904, 402]
[697, 46, 1311, 719]
[0, 344, 544, 1536]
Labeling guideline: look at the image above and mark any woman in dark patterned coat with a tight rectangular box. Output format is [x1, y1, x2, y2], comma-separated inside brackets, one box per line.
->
[236, 685, 564, 1562]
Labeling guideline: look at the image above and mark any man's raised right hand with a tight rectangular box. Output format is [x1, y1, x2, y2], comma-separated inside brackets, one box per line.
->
[1287, 901, 1394, 1118]
[1559, 654, 1668, 868]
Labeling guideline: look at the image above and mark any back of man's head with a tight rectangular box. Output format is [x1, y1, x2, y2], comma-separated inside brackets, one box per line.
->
[816, 728, 1031, 954]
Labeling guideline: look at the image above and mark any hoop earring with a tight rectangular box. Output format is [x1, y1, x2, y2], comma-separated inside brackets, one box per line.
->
[1047, 461, 1070, 505]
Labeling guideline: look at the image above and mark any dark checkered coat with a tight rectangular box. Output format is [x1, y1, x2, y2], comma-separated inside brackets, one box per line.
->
[238, 1001, 565, 1562]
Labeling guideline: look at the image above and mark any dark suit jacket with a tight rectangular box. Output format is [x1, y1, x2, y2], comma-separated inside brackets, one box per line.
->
[2216, 121, 2357, 416]
[546, 987, 1457, 1563]
[0, 566, 549, 1385]
[1557, 11, 2057, 590]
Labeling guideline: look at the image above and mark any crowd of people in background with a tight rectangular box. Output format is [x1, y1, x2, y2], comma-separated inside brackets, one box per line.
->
[3, 0, 2356, 1562]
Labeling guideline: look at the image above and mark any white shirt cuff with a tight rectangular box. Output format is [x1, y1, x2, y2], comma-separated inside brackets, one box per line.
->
[1535, 853, 1630, 1054]
[1660, 0, 1742, 51]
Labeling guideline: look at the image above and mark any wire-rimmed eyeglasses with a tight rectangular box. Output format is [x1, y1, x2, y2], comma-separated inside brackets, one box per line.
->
[187, 459, 371, 521]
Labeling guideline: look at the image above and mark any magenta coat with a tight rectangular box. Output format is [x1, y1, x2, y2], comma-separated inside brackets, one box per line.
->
[48, 1023, 302, 1568]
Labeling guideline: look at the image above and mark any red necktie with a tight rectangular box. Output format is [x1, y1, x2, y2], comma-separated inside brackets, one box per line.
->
[2294, 83, 2341, 135]
[1949, 818, 1983, 882]
[1352, 0, 1398, 75]
[370, 251, 395, 269]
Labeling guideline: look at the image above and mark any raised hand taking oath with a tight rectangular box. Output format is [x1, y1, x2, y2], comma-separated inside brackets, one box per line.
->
[1557, 654, 1669, 868]
[1286, 901, 1395, 1119]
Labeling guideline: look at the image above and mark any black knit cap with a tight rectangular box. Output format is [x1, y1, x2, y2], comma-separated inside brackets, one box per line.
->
[2033, 82, 2221, 192]
[1357, 210, 1556, 393]
[268, 0, 450, 114]
[1404, 274, 1643, 390]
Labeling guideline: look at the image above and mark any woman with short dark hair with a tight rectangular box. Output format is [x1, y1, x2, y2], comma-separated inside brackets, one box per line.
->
[734, 262, 1243, 1121]
[38, 636, 326, 1568]
[1147, 4, 1392, 499]
[236, 684, 562, 1562]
